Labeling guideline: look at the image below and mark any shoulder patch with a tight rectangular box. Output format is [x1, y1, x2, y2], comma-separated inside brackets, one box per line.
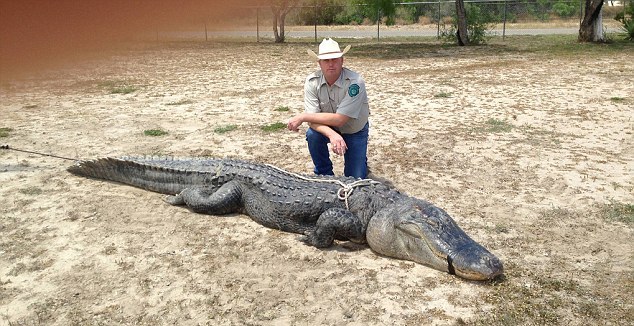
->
[348, 84, 360, 97]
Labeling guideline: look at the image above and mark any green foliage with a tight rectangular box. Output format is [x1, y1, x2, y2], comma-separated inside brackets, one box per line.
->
[353, 0, 396, 24]
[297, 0, 342, 25]
[0, 127, 13, 137]
[485, 118, 513, 133]
[434, 92, 452, 98]
[275, 106, 290, 112]
[600, 201, 634, 225]
[98, 80, 138, 94]
[166, 99, 193, 106]
[552, 1, 577, 18]
[440, 4, 494, 45]
[111, 85, 138, 94]
[19, 186, 43, 195]
[615, 2, 634, 41]
[394, 5, 417, 24]
[214, 124, 237, 134]
[260, 122, 286, 132]
[143, 129, 168, 136]
[333, 3, 366, 25]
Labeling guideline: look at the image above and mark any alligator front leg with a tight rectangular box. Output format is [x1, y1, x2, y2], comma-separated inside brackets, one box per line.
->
[163, 181, 242, 215]
[302, 208, 366, 248]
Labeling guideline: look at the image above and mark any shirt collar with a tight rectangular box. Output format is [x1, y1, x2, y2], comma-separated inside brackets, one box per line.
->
[319, 69, 346, 88]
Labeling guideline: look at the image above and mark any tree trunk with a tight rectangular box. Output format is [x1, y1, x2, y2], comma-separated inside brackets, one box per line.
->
[270, 0, 297, 43]
[455, 0, 469, 46]
[272, 7, 283, 43]
[579, 0, 605, 42]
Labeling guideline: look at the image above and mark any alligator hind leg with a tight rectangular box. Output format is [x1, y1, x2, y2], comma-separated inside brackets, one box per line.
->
[164, 181, 242, 215]
[302, 208, 365, 248]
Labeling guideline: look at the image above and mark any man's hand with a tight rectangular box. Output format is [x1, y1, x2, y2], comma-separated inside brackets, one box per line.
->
[287, 113, 304, 132]
[329, 134, 347, 156]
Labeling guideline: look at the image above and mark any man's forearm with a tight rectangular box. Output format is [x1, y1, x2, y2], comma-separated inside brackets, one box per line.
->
[308, 122, 338, 138]
[301, 112, 348, 128]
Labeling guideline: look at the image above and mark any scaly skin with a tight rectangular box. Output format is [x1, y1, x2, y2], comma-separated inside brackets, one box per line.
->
[68, 156, 503, 281]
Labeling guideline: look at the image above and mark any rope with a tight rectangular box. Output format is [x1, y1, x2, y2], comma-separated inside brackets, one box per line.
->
[265, 163, 379, 209]
[1, 144, 377, 208]
[1, 144, 80, 162]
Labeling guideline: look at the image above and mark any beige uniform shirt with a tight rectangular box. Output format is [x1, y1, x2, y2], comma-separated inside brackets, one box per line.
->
[304, 67, 370, 134]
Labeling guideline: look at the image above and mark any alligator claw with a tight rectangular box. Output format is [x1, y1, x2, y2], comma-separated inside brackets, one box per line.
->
[163, 194, 184, 205]
[299, 231, 333, 248]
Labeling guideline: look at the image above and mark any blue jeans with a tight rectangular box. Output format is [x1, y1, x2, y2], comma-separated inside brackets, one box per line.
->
[306, 123, 369, 179]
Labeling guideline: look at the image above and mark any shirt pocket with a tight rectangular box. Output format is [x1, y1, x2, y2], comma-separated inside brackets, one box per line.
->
[319, 101, 335, 113]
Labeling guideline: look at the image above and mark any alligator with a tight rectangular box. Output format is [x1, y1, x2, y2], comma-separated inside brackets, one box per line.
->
[68, 156, 503, 281]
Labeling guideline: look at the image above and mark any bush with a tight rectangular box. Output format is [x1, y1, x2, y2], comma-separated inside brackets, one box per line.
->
[440, 4, 494, 45]
[553, 1, 577, 18]
[394, 5, 417, 24]
[615, 2, 634, 41]
[297, 0, 343, 25]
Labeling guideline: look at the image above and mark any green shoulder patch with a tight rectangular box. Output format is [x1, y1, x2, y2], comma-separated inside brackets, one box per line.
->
[348, 84, 360, 97]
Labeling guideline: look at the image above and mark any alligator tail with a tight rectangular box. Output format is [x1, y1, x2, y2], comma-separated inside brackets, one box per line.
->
[67, 157, 217, 195]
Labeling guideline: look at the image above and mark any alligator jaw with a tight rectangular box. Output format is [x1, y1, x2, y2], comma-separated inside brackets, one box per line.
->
[366, 198, 504, 281]
[446, 243, 504, 281]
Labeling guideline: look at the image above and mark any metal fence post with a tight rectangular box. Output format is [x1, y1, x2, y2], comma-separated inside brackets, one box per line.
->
[256, 7, 260, 43]
[377, 8, 381, 42]
[437, 0, 441, 39]
[314, 0, 318, 43]
[579, 0, 583, 25]
[503, 0, 507, 40]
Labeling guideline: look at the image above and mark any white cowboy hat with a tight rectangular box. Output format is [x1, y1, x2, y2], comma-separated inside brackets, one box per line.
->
[307, 38, 351, 60]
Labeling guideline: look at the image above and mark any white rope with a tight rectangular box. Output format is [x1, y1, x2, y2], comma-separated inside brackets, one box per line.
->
[264, 164, 380, 209]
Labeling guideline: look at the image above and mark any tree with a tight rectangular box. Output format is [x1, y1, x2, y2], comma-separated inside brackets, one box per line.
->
[579, 0, 605, 42]
[455, 0, 469, 45]
[269, 0, 299, 43]
[354, 0, 395, 24]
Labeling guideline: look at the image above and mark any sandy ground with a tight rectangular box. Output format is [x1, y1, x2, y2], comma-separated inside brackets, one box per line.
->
[1, 40, 633, 325]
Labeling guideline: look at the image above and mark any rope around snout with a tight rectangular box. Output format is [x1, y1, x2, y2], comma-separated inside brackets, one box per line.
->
[265, 164, 380, 210]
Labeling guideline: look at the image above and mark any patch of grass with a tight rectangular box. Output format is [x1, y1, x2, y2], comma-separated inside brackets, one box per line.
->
[0, 127, 13, 137]
[18, 186, 43, 195]
[98, 80, 138, 94]
[493, 224, 510, 234]
[599, 201, 634, 225]
[434, 92, 452, 98]
[275, 106, 290, 112]
[260, 122, 286, 132]
[610, 96, 626, 102]
[214, 124, 237, 134]
[485, 118, 513, 133]
[471, 267, 592, 326]
[143, 129, 168, 136]
[349, 35, 633, 61]
[166, 99, 194, 106]
[110, 85, 138, 94]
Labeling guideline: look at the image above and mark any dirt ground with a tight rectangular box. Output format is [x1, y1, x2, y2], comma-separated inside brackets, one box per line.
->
[1, 39, 632, 325]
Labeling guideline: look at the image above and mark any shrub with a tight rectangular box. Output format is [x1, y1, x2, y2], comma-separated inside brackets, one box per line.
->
[553, 1, 577, 18]
[440, 4, 494, 45]
[615, 2, 634, 41]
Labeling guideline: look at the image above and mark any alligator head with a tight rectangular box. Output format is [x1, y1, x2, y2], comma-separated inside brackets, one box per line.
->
[366, 197, 503, 281]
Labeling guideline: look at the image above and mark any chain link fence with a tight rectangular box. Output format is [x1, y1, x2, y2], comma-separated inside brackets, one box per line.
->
[158, 0, 630, 41]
